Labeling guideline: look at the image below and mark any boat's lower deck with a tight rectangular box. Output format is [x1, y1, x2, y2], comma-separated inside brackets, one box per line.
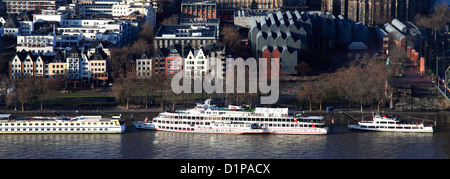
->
[133, 121, 328, 134]
[348, 124, 433, 133]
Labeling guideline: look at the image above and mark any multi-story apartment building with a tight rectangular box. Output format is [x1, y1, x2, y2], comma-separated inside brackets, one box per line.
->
[152, 47, 168, 76]
[184, 46, 208, 78]
[136, 51, 152, 78]
[183, 44, 228, 79]
[89, 47, 109, 84]
[48, 51, 67, 78]
[67, 45, 81, 80]
[57, 18, 136, 47]
[321, 0, 431, 28]
[10, 50, 26, 79]
[4, 0, 66, 14]
[17, 34, 54, 53]
[154, 24, 218, 50]
[181, 0, 217, 19]
[9, 50, 48, 79]
[165, 44, 183, 76]
[3, 15, 20, 36]
[17, 13, 33, 35]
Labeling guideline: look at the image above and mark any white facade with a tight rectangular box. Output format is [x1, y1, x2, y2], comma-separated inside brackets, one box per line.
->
[10, 55, 22, 79]
[112, 4, 156, 27]
[4, 27, 19, 36]
[35, 55, 45, 77]
[136, 56, 152, 78]
[33, 10, 68, 26]
[80, 53, 90, 80]
[22, 55, 34, 77]
[16, 35, 55, 53]
[184, 48, 208, 78]
[57, 19, 135, 46]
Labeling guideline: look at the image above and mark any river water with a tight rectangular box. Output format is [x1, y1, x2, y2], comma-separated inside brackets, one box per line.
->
[0, 112, 448, 159]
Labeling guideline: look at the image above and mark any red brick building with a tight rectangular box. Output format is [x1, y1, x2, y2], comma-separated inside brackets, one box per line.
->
[181, 0, 216, 19]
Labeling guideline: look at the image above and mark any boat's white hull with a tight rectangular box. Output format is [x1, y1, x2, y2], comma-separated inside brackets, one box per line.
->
[0, 124, 126, 134]
[133, 121, 268, 134]
[347, 124, 433, 133]
[133, 121, 326, 134]
[268, 127, 328, 135]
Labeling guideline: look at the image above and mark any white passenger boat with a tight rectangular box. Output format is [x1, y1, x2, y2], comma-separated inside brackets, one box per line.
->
[347, 113, 434, 133]
[133, 99, 328, 134]
[0, 114, 126, 134]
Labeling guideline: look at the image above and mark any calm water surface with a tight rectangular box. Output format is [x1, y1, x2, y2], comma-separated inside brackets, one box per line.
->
[0, 112, 448, 159]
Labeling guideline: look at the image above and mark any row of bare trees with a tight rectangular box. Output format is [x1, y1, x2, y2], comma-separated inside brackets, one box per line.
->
[0, 75, 64, 111]
[297, 62, 392, 111]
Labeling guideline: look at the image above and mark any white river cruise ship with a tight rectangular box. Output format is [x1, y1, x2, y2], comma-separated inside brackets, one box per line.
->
[0, 114, 126, 134]
[133, 99, 328, 134]
[347, 113, 434, 133]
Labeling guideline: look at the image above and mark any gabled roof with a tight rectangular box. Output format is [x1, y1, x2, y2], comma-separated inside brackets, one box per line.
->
[153, 47, 169, 58]
[139, 50, 150, 59]
[70, 44, 80, 54]
[51, 50, 66, 63]
[167, 44, 182, 56]
[17, 12, 32, 21]
[11, 49, 28, 62]
[4, 15, 19, 28]
[90, 47, 108, 60]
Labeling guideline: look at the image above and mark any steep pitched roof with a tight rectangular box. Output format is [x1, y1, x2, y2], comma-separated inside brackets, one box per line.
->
[51, 50, 66, 63]
[139, 50, 150, 59]
[4, 15, 19, 28]
[153, 47, 169, 58]
[90, 47, 108, 60]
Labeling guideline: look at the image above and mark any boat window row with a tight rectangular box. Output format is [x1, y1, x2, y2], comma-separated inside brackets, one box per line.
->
[159, 125, 192, 131]
[0, 122, 116, 126]
[0, 127, 110, 132]
[160, 115, 322, 123]
[360, 125, 423, 130]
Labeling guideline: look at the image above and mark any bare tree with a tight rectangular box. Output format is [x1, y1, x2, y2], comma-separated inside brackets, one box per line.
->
[414, 2, 450, 30]
[13, 79, 39, 111]
[161, 14, 179, 25]
[111, 77, 136, 109]
[296, 81, 315, 111]
[220, 25, 243, 57]
[36, 78, 62, 110]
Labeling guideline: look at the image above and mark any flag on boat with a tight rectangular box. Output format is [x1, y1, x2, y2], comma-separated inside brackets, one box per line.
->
[228, 105, 242, 110]
[331, 118, 335, 124]
[145, 117, 148, 122]
[294, 117, 299, 124]
[312, 123, 316, 130]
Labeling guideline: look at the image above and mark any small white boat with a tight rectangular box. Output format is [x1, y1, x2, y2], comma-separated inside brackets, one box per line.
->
[348, 113, 434, 133]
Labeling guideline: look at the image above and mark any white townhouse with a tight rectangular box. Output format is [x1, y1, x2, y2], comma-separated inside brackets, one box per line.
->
[10, 51, 24, 79]
[9, 50, 49, 79]
[184, 47, 208, 78]
[80, 52, 90, 84]
[67, 45, 81, 80]
[136, 50, 152, 78]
